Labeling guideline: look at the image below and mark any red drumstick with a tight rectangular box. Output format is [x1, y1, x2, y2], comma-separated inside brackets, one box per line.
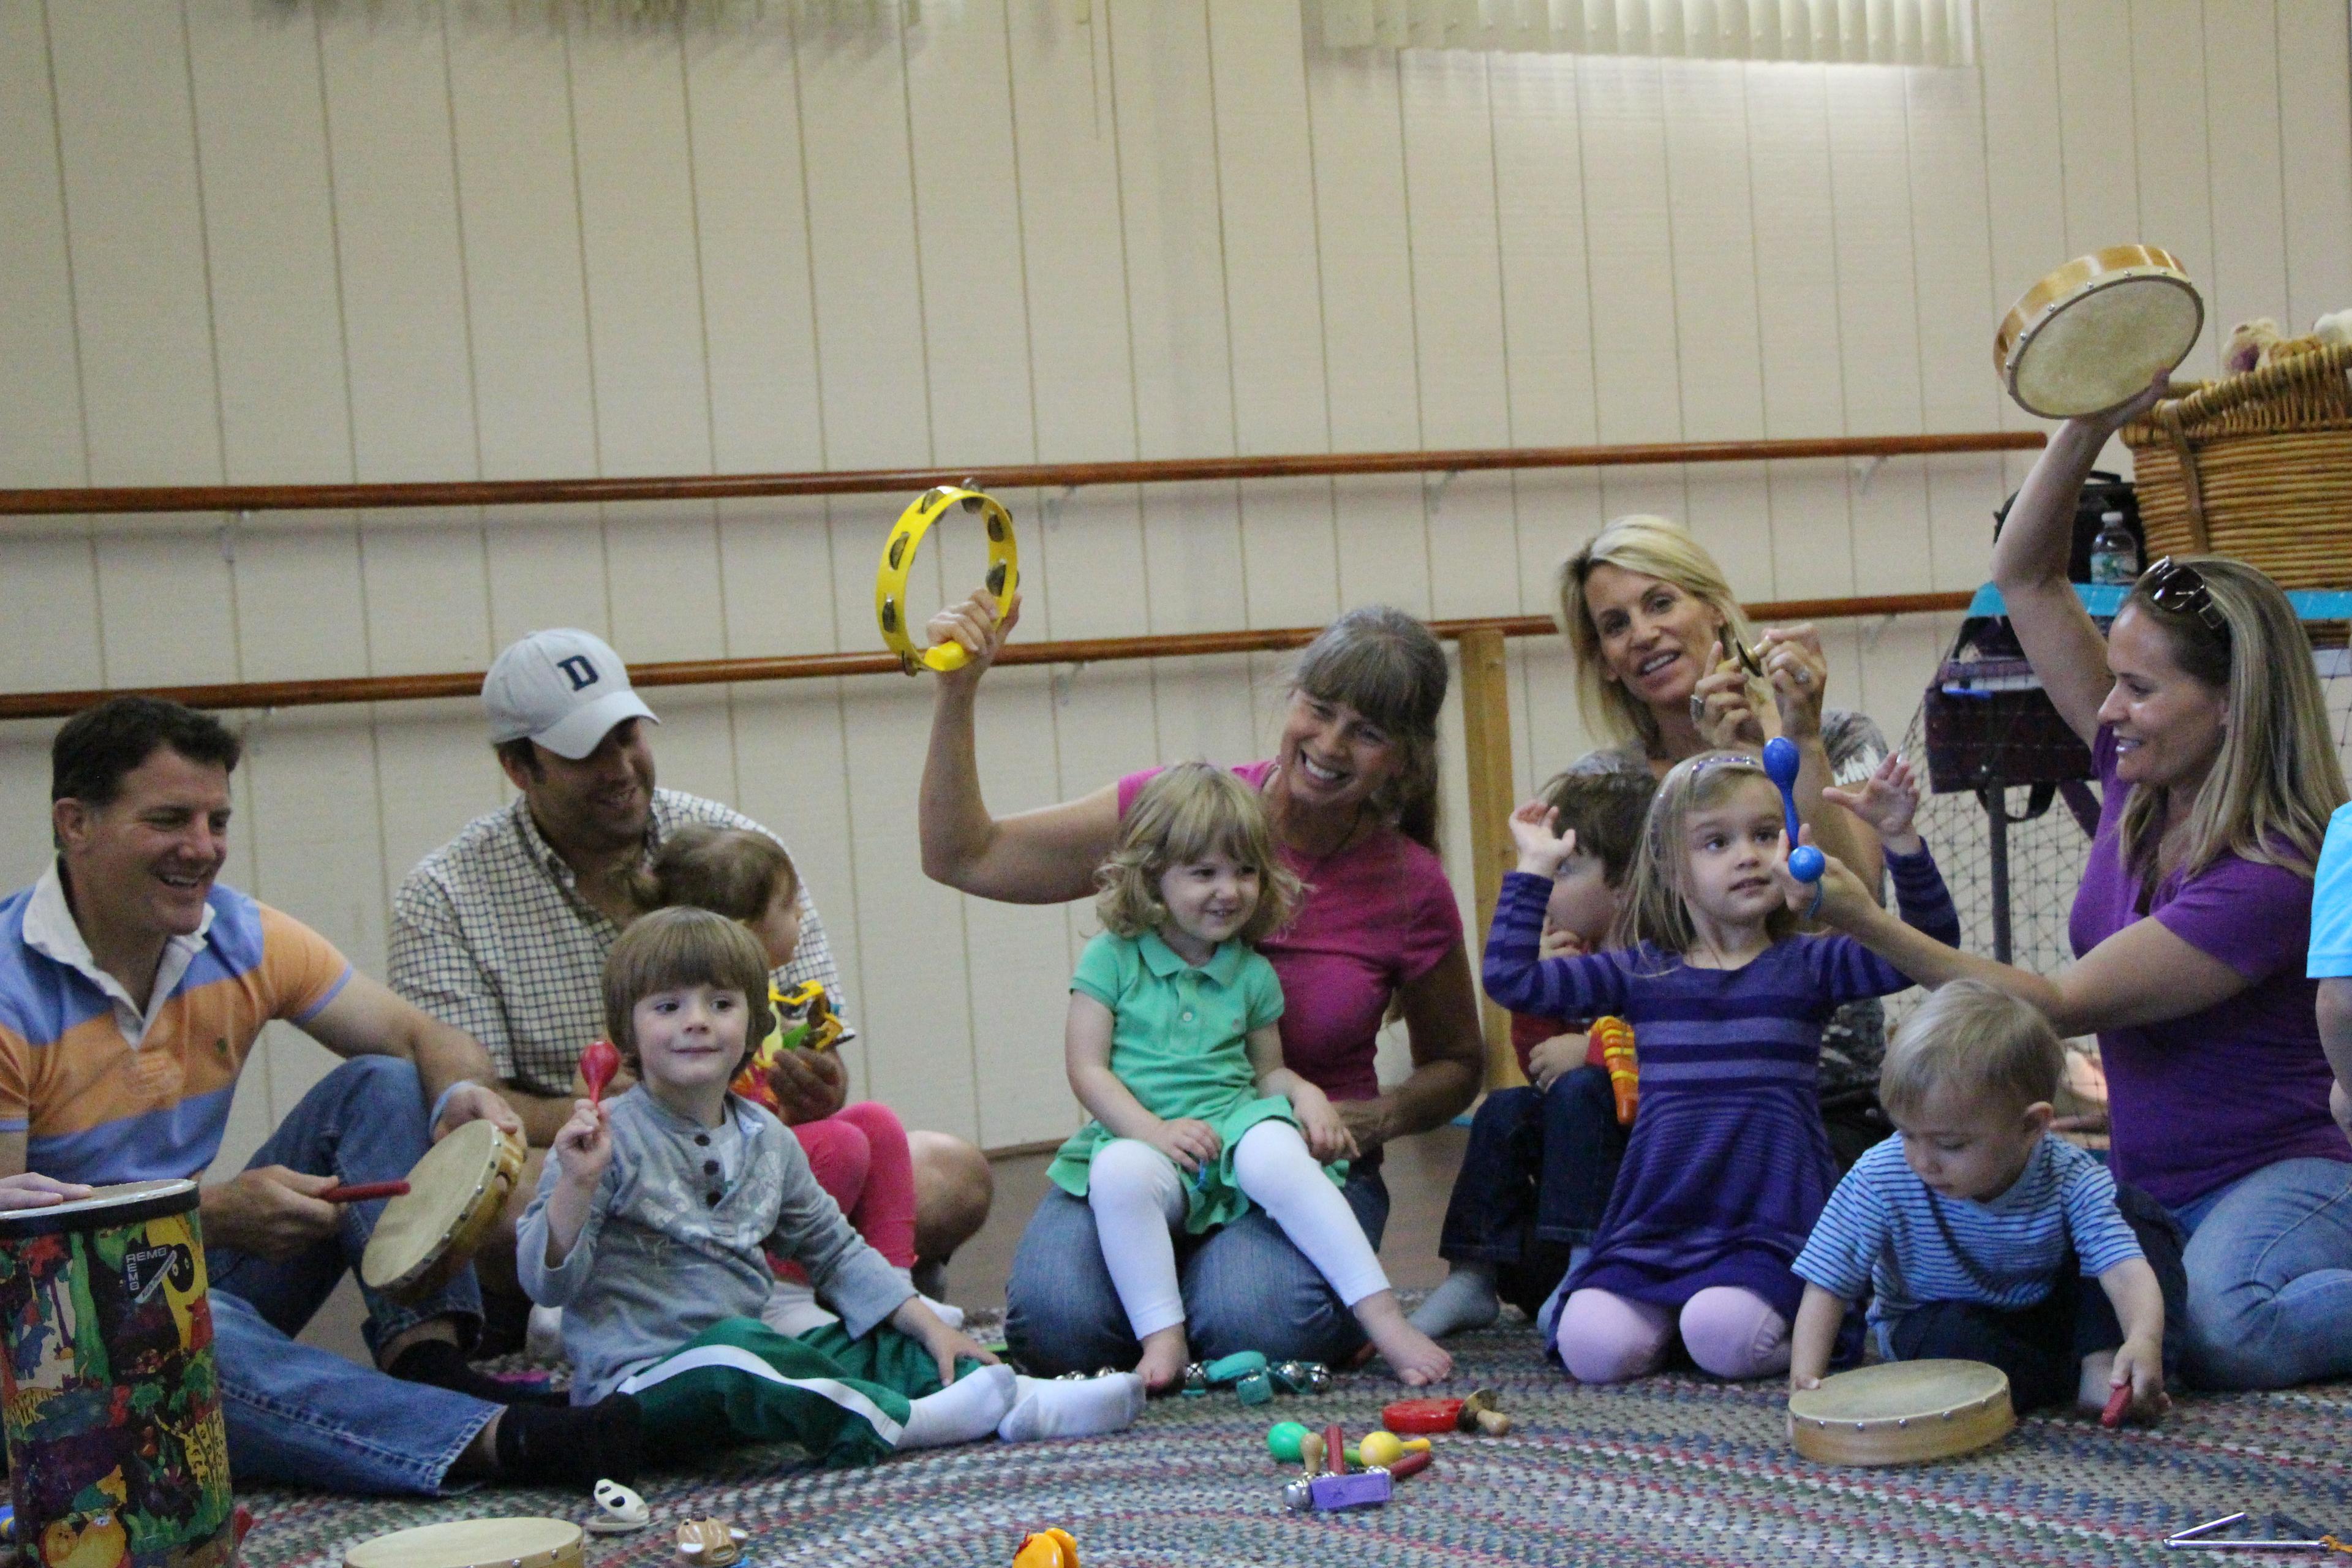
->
[582, 1039, 623, 1106]
[1385, 1450, 1433, 1481]
[317, 1180, 409, 1204]
[2101, 1384, 2132, 1428]
[1322, 1423, 1348, 1475]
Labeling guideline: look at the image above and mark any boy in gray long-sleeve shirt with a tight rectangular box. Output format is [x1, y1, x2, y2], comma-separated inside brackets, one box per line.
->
[519, 908, 1142, 1466]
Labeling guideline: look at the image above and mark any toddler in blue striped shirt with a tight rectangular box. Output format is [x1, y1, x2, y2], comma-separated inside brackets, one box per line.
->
[1790, 981, 2183, 1421]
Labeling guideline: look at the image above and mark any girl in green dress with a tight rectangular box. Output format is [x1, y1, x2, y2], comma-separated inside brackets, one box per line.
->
[1047, 763, 1454, 1390]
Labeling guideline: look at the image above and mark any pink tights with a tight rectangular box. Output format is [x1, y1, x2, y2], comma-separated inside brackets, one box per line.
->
[788, 1101, 919, 1269]
[1555, 1286, 1790, 1383]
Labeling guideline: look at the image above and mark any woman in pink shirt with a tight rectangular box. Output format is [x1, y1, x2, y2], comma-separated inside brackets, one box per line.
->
[919, 594, 1483, 1373]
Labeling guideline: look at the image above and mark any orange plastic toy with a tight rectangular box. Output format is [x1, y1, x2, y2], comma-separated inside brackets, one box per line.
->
[1012, 1529, 1078, 1567]
[1593, 1016, 1638, 1125]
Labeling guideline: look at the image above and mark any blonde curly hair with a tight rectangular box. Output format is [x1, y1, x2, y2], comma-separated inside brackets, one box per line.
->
[1095, 763, 1302, 946]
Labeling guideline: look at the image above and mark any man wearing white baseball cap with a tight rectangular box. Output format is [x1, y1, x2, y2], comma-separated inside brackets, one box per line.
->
[481, 627, 659, 764]
[391, 630, 993, 1338]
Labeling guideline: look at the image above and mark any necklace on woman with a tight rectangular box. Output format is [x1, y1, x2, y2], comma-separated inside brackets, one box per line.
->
[1266, 770, 1370, 876]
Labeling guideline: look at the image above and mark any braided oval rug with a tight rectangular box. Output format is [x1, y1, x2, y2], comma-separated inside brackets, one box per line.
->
[238, 1325, 2351, 1567]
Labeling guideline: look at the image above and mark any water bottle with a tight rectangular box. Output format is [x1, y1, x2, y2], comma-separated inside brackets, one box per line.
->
[2089, 510, 2139, 586]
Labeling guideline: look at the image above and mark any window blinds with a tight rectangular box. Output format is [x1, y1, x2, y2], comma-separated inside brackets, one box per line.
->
[1313, 0, 1975, 66]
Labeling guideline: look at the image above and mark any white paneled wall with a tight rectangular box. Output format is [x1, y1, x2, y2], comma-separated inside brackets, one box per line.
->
[1, 1, 2345, 1159]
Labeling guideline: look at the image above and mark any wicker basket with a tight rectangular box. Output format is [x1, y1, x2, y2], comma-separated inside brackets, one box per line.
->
[2120, 342, 2352, 587]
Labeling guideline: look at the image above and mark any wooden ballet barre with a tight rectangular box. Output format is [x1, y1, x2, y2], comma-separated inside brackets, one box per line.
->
[0, 586, 1972, 1093]
[0, 432, 2043, 517]
[0, 593, 1970, 723]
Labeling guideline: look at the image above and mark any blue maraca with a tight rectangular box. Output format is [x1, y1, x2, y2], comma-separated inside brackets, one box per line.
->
[1762, 737, 1826, 884]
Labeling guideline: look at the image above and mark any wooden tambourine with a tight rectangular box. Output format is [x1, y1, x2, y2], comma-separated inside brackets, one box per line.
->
[360, 1118, 526, 1303]
[875, 486, 1019, 675]
[1996, 245, 2203, 418]
[1787, 1359, 2015, 1466]
[345, 1518, 583, 1568]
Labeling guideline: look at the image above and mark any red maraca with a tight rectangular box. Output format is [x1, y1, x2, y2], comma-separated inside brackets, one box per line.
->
[582, 1039, 622, 1106]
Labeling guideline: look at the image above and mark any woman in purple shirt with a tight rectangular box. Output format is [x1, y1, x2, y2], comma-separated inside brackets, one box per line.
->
[918, 592, 1484, 1374]
[1793, 382, 2352, 1390]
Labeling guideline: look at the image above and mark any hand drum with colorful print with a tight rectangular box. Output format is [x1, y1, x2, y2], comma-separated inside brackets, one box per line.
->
[0, 1180, 235, 1568]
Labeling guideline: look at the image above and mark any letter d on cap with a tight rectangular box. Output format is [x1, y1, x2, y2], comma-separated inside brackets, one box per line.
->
[484, 628, 656, 759]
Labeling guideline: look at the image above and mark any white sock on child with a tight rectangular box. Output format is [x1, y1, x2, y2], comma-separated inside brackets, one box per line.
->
[997, 1372, 1147, 1443]
[1087, 1139, 1189, 1339]
[526, 1304, 565, 1362]
[892, 1271, 967, 1331]
[895, 1363, 1016, 1451]
[1230, 1121, 1390, 1306]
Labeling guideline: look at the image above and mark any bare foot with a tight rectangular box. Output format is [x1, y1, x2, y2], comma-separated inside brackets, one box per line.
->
[1355, 1290, 1454, 1387]
[1134, 1326, 1191, 1395]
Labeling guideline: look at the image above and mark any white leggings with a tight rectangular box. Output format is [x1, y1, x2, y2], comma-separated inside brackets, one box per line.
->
[1087, 1123, 1391, 1341]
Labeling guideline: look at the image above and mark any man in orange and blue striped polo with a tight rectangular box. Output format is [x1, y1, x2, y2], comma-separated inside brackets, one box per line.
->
[0, 697, 641, 1496]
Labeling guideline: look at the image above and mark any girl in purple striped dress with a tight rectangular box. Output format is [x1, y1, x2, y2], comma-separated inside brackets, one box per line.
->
[1483, 750, 1959, 1382]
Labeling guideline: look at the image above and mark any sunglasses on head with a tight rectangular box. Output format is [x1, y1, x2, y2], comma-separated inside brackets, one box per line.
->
[2141, 556, 2231, 643]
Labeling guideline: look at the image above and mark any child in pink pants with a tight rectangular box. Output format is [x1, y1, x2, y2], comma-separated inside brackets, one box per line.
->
[787, 1099, 917, 1271]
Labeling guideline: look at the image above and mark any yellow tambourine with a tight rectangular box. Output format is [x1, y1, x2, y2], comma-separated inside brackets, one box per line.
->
[875, 485, 1019, 675]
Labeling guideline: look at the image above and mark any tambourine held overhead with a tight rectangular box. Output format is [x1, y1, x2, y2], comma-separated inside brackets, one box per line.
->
[1997, 245, 2204, 419]
[875, 484, 1020, 676]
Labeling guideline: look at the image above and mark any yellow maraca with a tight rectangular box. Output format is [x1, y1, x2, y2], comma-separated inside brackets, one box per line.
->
[1353, 1430, 1430, 1469]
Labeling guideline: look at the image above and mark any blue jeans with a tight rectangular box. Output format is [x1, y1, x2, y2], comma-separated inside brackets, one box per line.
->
[207, 1057, 499, 1494]
[2169, 1155, 2352, 1390]
[1004, 1160, 1390, 1376]
[1437, 1068, 1624, 1316]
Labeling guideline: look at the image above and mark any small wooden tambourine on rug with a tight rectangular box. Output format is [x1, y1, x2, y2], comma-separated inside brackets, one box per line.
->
[345, 1518, 584, 1568]
[876, 484, 1019, 675]
[1997, 245, 2204, 418]
[1787, 1359, 2015, 1466]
